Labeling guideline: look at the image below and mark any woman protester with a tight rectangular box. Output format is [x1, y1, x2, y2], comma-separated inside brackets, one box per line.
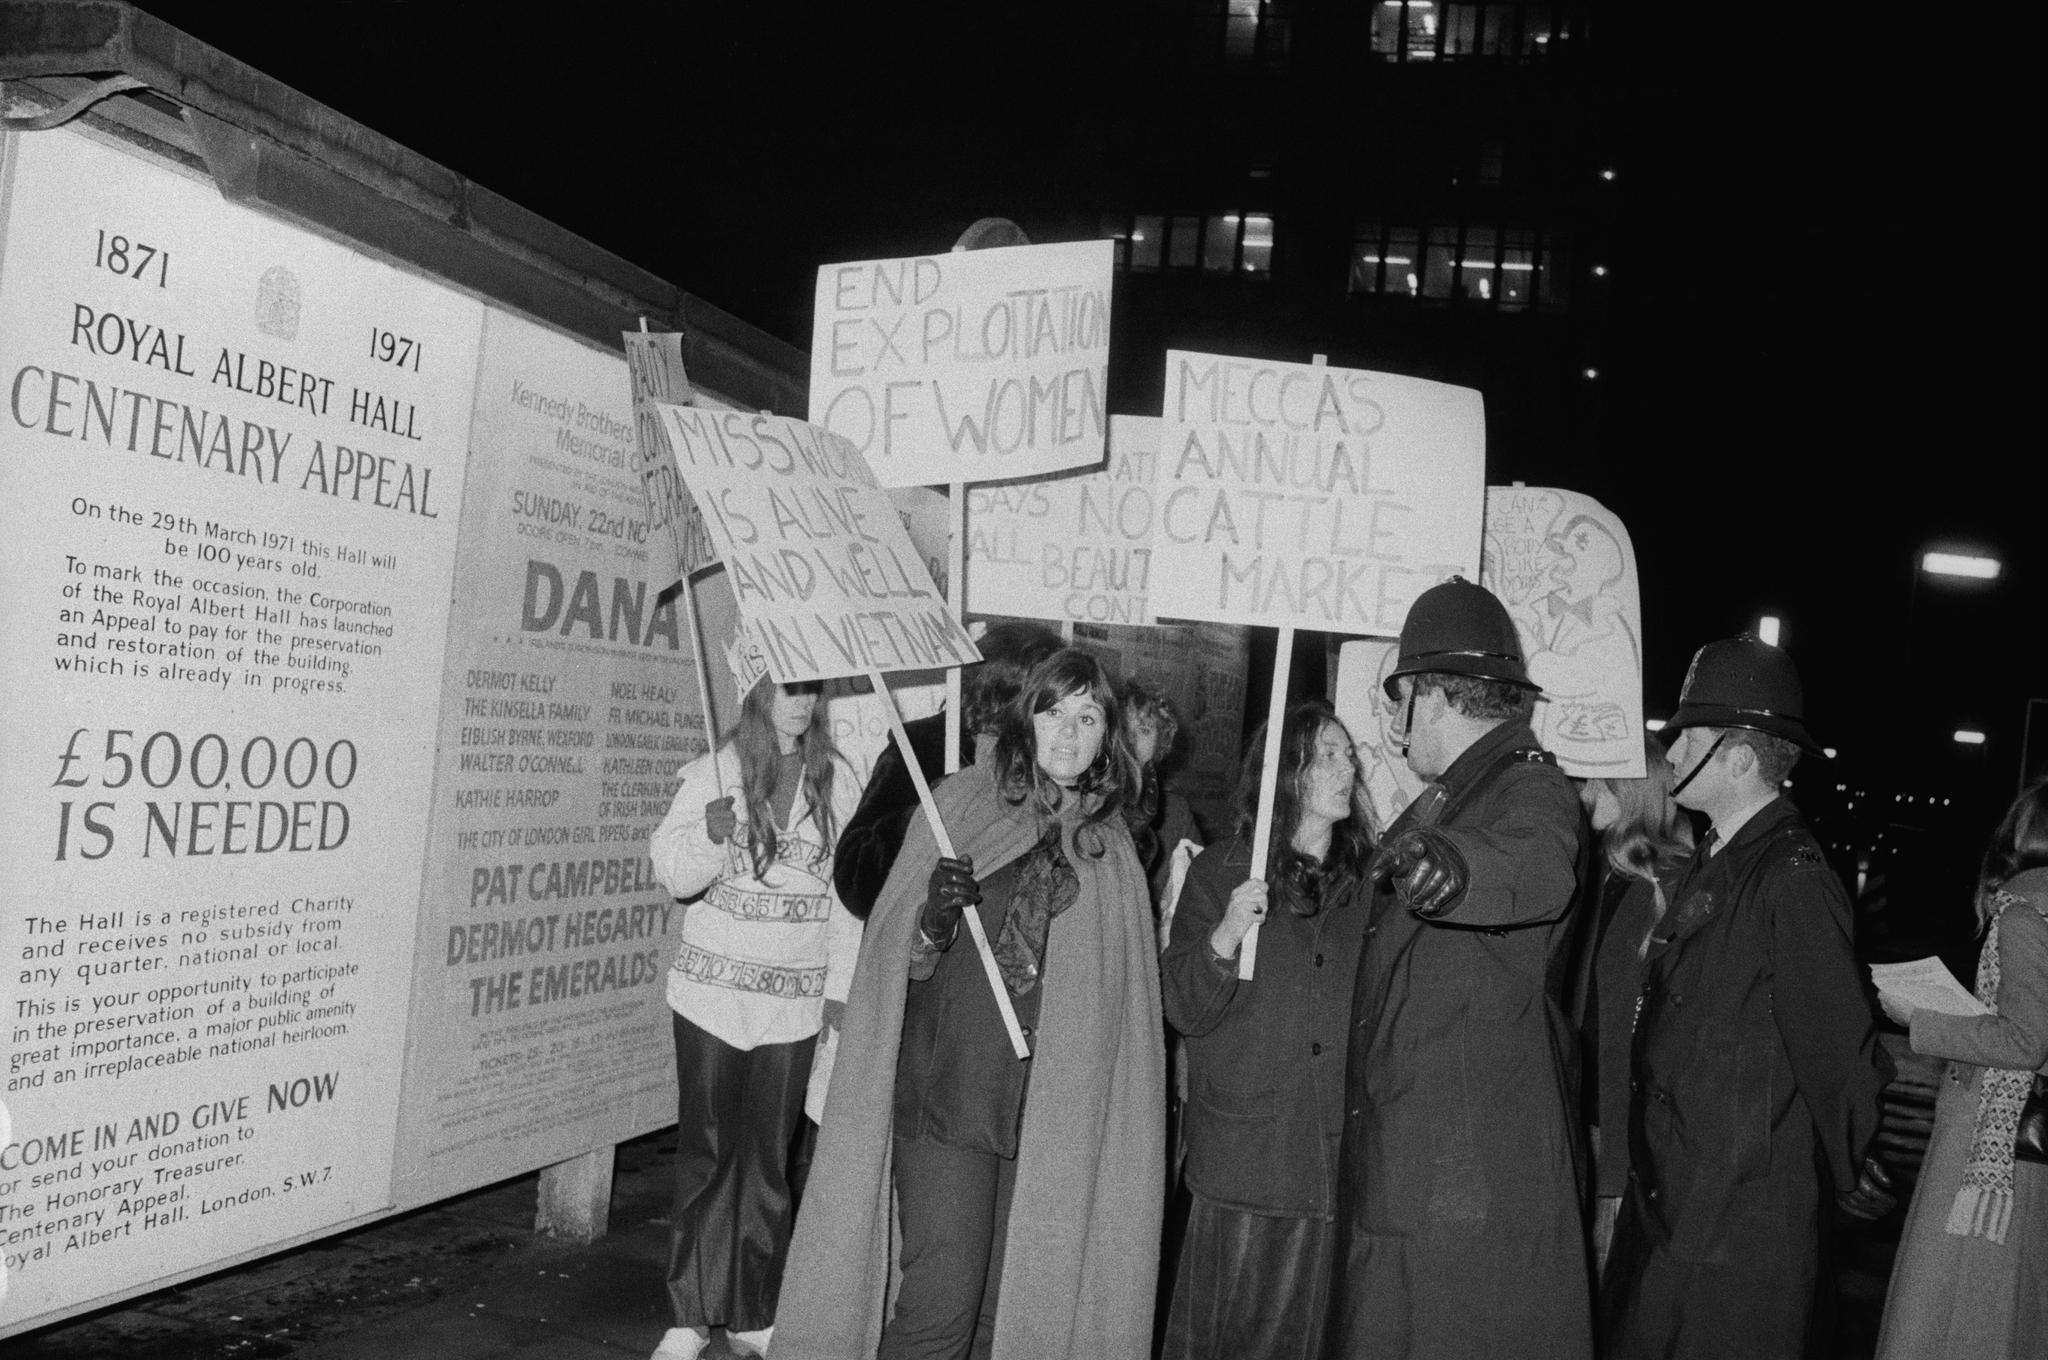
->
[646, 679, 862, 1360]
[773, 648, 1165, 1360]
[1573, 735, 1694, 1274]
[1122, 679, 1202, 912]
[1874, 780, 2048, 1359]
[1159, 697, 1374, 1360]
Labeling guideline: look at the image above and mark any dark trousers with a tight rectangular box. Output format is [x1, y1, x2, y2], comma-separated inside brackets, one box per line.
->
[666, 1012, 814, 1331]
[879, 1137, 1019, 1360]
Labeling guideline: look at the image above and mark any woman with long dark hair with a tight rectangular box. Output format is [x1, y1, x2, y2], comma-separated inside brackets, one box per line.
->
[1875, 780, 2048, 1358]
[1158, 697, 1375, 1360]
[772, 648, 1166, 1360]
[1573, 734, 1695, 1273]
[647, 679, 861, 1360]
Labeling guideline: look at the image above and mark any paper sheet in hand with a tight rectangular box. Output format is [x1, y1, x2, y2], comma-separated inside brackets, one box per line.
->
[1869, 957, 1988, 1016]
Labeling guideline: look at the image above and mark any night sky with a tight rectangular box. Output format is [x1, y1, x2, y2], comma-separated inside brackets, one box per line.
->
[140, 3, 2034, 800]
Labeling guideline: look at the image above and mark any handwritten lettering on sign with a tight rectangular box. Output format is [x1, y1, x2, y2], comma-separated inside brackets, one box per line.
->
[808, 240, 1114, 486]
[622, 331, 715, 586]
[1481, 486, 1644, 778]
[1148, 352, 1485, 635]
[966, 414, 1158, 626]
[653, 407, 979, 683]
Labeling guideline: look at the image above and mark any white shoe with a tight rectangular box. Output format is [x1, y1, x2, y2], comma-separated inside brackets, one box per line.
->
[730, 1323, 774, 1356]
[651, 1326, 708, 1360]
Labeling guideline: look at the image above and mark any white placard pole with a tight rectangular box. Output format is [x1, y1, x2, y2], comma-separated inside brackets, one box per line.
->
[870, 668, 1031, 1059]
[1240, 626, 1295, 980]
[945, 482, 967, 774]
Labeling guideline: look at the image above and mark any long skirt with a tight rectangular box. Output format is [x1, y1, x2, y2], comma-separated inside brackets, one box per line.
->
[1875, 1069, 2048, 1359]
[1160, 1193, 1333, 1360]
[666, 1012, 815, 1332]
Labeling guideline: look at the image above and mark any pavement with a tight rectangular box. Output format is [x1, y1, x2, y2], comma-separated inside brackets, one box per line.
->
[9, 1121, 1911, 1360]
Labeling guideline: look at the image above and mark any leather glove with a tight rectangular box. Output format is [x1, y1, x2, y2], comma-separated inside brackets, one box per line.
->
[1370, 825, 1469, 918]
[921, 855, 979, 949]
[703, 796, 738, 845]
[1836, 1153, 1897, 1221]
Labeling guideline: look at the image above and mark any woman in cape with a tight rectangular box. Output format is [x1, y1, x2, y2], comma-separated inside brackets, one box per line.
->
[645, 679, 861, 1360]
[1875, 780, 2048, 1359]
[1159, 697, 1375, 1360]
[773, 648, 1165, 1360]
[1572, 734, 1693, 1275]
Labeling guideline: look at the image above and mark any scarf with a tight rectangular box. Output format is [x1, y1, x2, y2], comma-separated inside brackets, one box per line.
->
[1944, 887, 2044, 1243]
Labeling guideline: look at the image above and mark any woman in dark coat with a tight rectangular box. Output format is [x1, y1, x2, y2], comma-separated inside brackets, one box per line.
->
[1159, 697, 1375, 1360]
[1572, 735, 1693, 1275]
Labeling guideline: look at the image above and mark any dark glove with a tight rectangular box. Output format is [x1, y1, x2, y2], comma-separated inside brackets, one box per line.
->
[921, 855, 979, 949]
[1370, 825, 1469, 918]
[704, 796, 738, 845]
[1836, 1153, 1897, 1221]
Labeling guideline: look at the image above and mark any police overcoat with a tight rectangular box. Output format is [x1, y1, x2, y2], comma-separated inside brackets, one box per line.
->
[1328, 720, 1593, 1359]
[1601, 797, 1889, 1358]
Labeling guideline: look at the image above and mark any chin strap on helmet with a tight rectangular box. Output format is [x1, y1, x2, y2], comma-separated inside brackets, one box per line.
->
[1670, 731, 1726, 798]
[1398, 688, 1417, 759]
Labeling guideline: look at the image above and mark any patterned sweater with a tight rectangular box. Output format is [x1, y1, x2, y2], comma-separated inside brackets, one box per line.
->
[649, 742, 863, 1050]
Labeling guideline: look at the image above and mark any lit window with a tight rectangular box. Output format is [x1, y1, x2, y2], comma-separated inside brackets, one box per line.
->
[1131, 215, 1163, 271]
[1199, 0, 1293, 65]
[1350, 219, 1568, 312]
[1105, 212, 1273, 280]
[1240, 214, 1275, 274]
[1372, 2, 1564, 62]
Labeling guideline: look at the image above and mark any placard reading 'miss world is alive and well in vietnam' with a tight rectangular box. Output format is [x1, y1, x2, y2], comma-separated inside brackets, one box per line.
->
[0, 127, 476, 1324]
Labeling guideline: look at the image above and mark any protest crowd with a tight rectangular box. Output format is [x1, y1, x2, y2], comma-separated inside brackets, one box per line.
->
[639, 598, 2047, 1360]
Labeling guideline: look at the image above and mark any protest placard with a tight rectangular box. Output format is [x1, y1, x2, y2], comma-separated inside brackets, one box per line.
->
[653, 407, 979, 684]
[1481, 486, 1644, 778]
[622, 330, 715, 588]
[808, 240, 1114, 486]
[966, 415, 1157, 626]
[1149, 352, 1484, 635]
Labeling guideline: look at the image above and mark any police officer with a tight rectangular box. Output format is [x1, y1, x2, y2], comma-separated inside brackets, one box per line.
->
[1327, 578, 1593, 1359]
[1601, 636, 1895, 1359]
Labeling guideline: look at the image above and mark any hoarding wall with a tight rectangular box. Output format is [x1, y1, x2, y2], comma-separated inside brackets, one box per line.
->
[0, 122, 712, 1333]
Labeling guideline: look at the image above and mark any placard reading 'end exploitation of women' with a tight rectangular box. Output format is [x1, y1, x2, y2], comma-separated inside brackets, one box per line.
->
[654, 406, 979, 683]
[1149, 352, 1485, 636]
[808, 240, 1113, 487]
[966, 415, 1158, 628]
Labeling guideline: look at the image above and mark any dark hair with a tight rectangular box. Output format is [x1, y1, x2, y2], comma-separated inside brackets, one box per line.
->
[734, 680, 839, 879]
[1585, 733, 1696, 955]
[1122, 679, 1181, 771]
[1977, 779, 2048, 927]
[963, 621, 1066, 736]
[1233, 697, 1375, 917]
[1719, 728, 1801, 785]
[1412, 673, 1536, 723]
[990, 648, 1137, 854]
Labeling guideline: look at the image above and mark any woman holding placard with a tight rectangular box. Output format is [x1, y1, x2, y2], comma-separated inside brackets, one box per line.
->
[772, 648, 1165, 1360]
[1571, 735, 1694, 1275]
[647, 679, 861, 1360]
[1874, 780, 2048, 1360]
[1158, 697, 1374, 1360]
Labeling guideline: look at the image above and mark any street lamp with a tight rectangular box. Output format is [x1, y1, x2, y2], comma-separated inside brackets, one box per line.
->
[1757, 614, 1782, 647]
[1922, 551, 2001, 581]
[1955, 729, 1987, 747]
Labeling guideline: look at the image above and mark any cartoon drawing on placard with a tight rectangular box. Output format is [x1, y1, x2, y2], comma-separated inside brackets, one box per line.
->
[1482, 487, 1645, 778]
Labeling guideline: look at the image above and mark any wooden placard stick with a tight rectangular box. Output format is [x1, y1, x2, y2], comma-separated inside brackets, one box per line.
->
[640, 317, 724, 791]
[869, 667, 1032, 1059]
[945, 481, 968, 775]
[1239, 624, 1294, 981]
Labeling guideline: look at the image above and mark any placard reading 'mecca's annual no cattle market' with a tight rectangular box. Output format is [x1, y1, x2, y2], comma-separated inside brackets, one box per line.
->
[1149, 351, 1485, 636]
